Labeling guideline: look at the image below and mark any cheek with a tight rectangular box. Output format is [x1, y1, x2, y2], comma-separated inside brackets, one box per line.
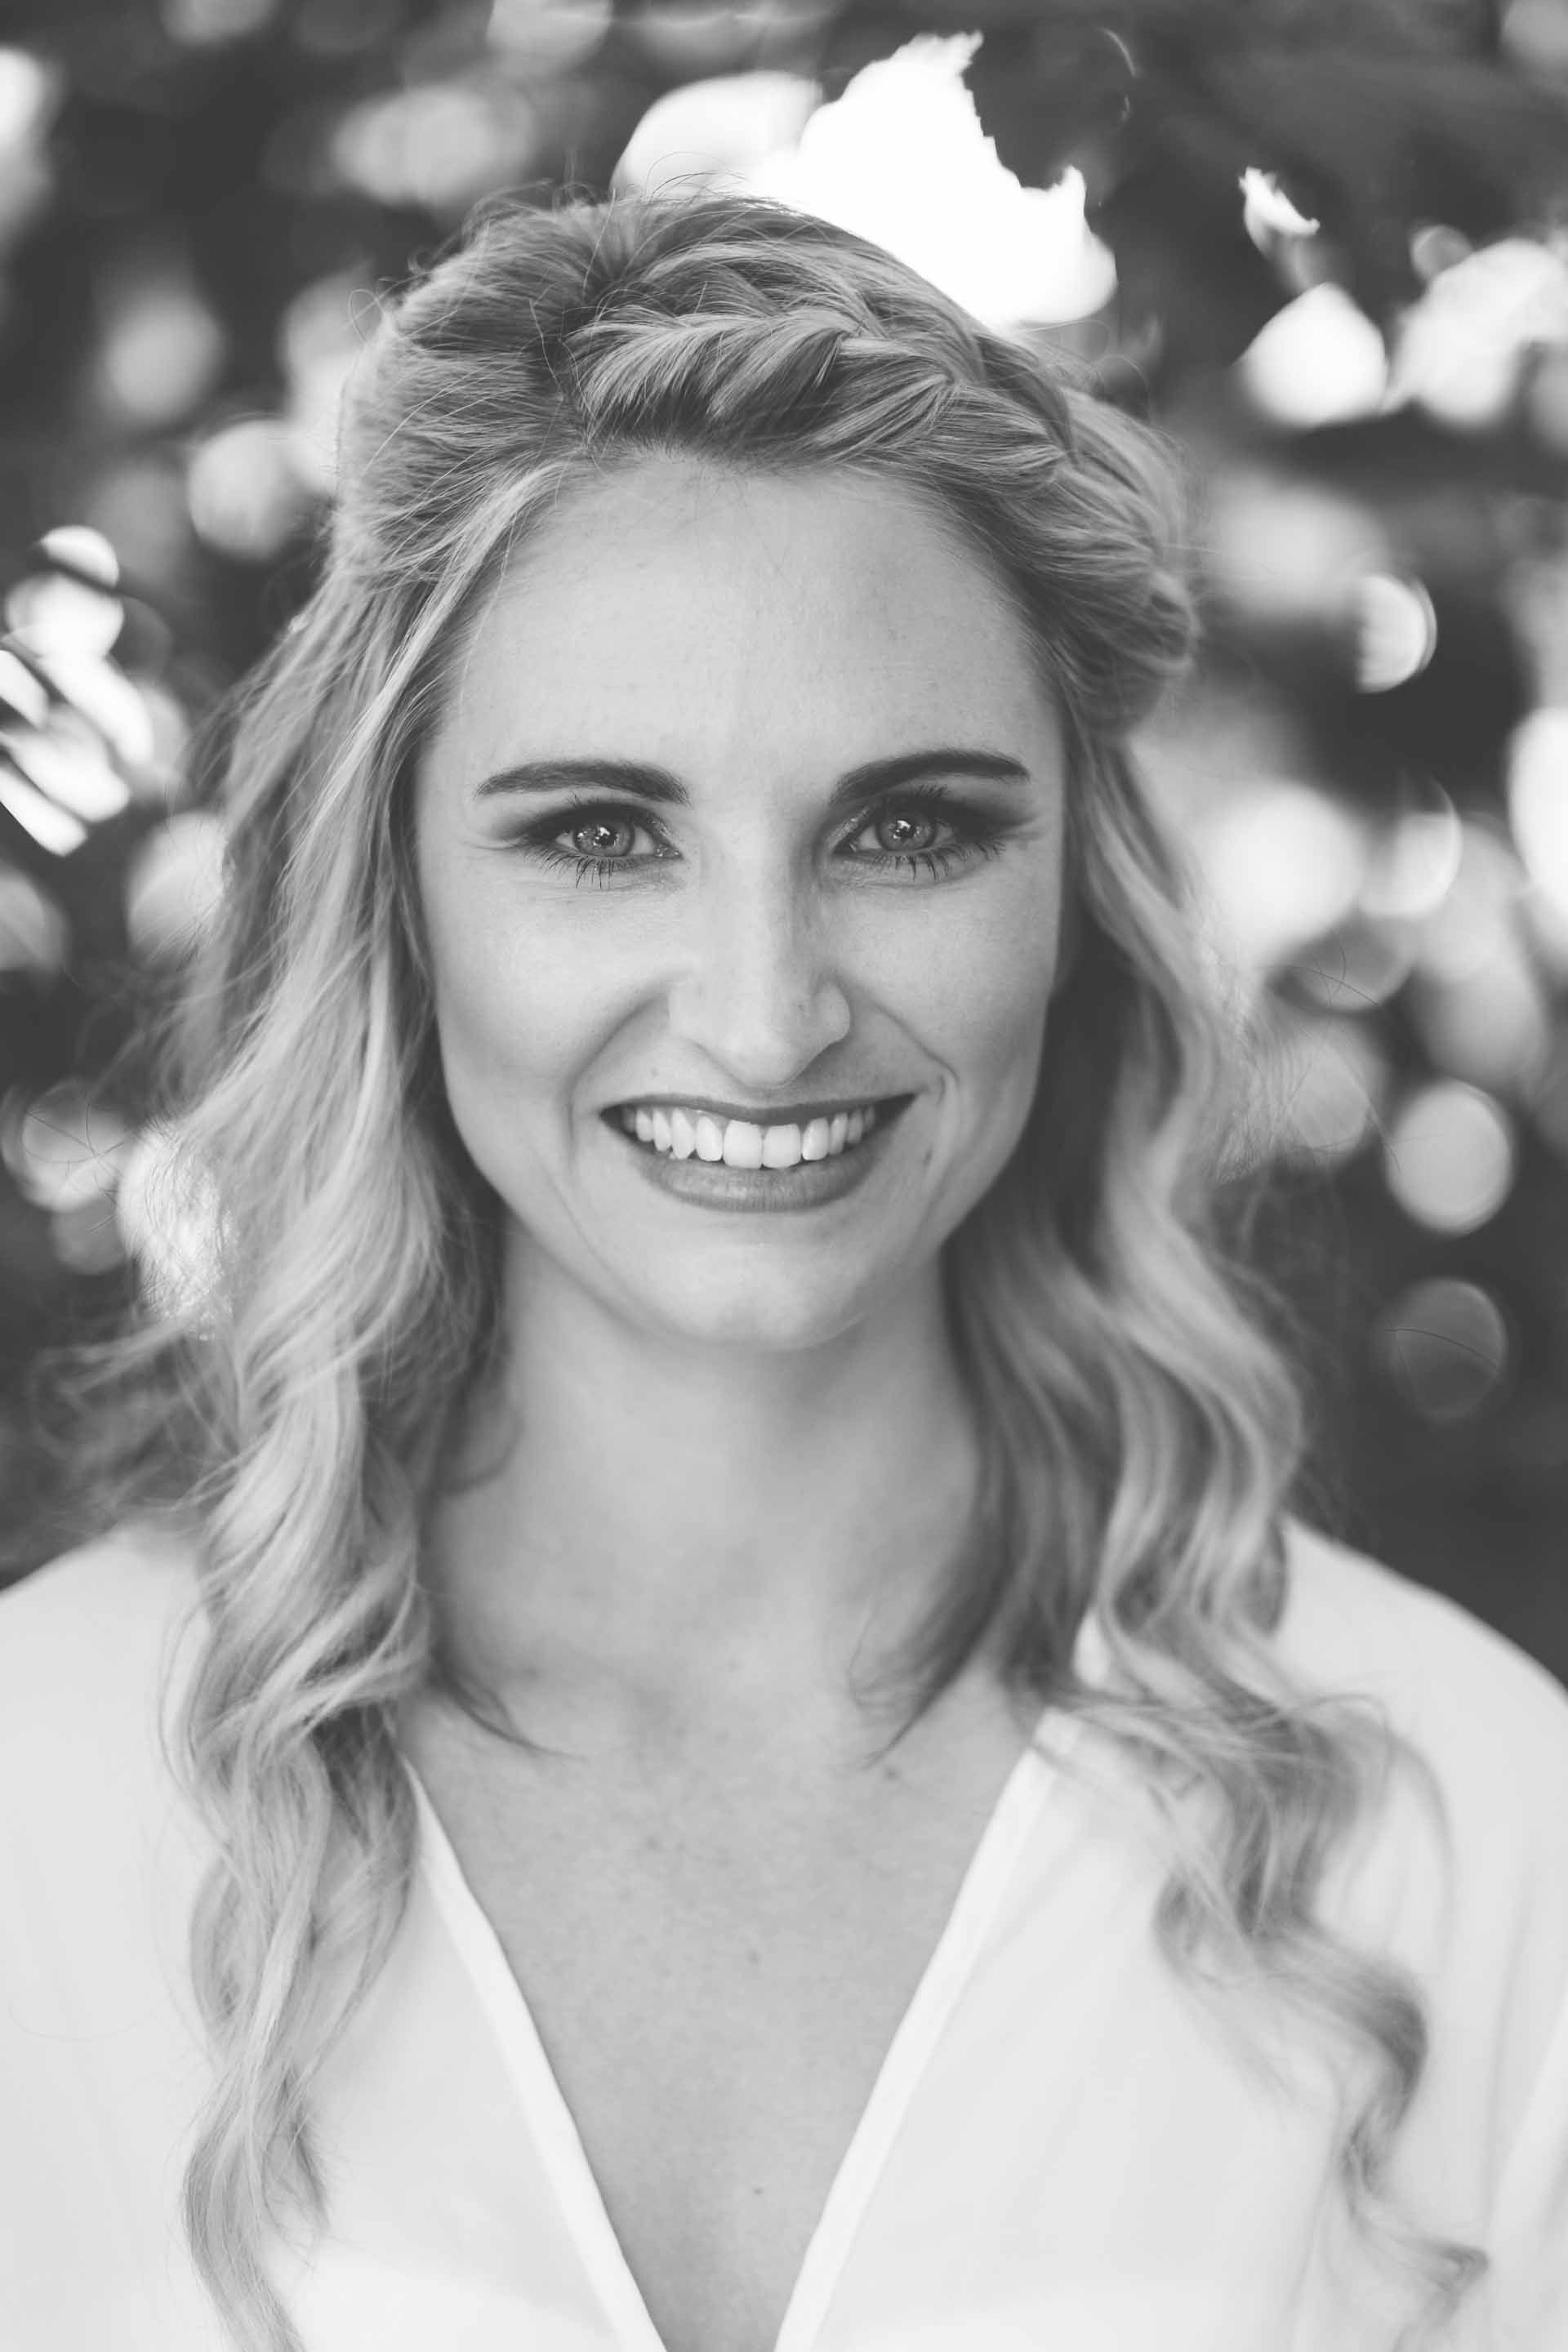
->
[423, 888, 604, 1146]
[905, 875, 1062, 1089]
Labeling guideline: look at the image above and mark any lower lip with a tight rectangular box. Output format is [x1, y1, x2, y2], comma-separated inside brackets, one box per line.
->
[604, 1101, 914, 1214]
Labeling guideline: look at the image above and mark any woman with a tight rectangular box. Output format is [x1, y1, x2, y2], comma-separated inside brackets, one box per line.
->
[2, 189, 1566, 2352]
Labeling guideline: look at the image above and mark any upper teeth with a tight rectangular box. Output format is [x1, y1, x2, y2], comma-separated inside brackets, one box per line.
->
[619, 1104, 882, 1168]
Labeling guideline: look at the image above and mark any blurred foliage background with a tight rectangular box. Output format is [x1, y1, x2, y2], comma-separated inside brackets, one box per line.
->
[0, 0, 1566, 1679]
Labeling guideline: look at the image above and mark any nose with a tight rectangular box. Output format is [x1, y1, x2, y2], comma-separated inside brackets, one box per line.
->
[664, 868, 852, 1085]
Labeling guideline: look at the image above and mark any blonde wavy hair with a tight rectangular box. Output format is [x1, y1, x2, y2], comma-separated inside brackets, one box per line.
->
[21, 187, 1483, 2351]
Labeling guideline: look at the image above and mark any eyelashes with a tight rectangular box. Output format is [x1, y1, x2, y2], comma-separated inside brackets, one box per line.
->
[506, 785, 1014, 890]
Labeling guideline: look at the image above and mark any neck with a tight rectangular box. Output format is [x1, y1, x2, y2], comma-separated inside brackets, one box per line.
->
[420, 1253, 984, 1753]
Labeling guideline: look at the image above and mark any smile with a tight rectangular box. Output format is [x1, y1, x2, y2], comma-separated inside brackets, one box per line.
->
[601, 1094, 915, 1214]
[613, 1101, 893, 1169]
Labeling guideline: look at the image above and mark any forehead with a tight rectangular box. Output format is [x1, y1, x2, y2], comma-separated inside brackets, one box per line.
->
[429, 456, 1057, 781]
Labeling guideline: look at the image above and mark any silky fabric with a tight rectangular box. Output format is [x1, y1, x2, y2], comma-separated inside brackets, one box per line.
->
[2, 1515, 1566, 2351]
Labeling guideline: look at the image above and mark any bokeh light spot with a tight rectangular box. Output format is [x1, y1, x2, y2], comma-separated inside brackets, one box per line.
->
[0, 47, 56, 149]
[1239, 286, 1389, 430]
[621, 0, 782, 73]
[1240, 167, 1320, 247]
[487, 0, 612, 71]
[124, 811, 228, 960]
[1205, 471, 1388, 629]
[0, 764, 87, 854]
[124, 678, 194, 808]
[279, 270, 370, 494]
[616, 70, 822, 202]
[2, 1080, 131, 1213]
[1373, 1277, 1512, 1423]
[0, 863, 68, 974]
[1389, 238, 1568, 433]
[0, 649, 49, 731]
[187, 418, 314, 561]
[1265, 1008, 1391, 1166]
[732, 32, 1117, 331]
[0, 47, 57, 258]
[32, 653, 156, 773]
[38, 526, 118, 590]
[331, 80, 540, 215]
[92, 270, 228, 432]
[6, 569, 123, 659]
[1410, 818, 1526, 986]
[1360, 794, 1463, 923]
[51, 1194, 127, 1273]
[1383, 1079, 1516, 1234]
[0, 716, 130, 824]
[1293, 916, 1417, 1013]
[1407, 940, 1551, 1098]
[162, 0, 278, 40]
[1196, 778, 1370, 974]
[1410, 223, 1472, 283]
[1507, 706, 1568, 924]
[1352, 572, 1438, 693]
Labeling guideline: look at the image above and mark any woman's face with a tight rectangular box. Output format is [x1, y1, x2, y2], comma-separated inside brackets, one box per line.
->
[412, 455, 1073, 1352]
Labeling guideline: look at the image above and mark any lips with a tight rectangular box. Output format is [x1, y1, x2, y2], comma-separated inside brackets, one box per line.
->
[608, 1091, 913, 1128]
[600, 1094, 915, 1165]
[602, 1092, 914, 1213]
[621, 1100, 885, 1169]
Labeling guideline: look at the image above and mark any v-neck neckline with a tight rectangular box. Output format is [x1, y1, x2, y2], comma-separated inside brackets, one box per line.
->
[403, 1694, 1067, 2352]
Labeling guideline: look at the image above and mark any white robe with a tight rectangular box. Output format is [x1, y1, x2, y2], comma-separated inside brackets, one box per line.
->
[1, 1515, 1564, 2350]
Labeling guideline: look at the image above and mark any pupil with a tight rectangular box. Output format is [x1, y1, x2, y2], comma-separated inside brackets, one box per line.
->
[884, 813, 933, 851]
[576, 819, 626, 856]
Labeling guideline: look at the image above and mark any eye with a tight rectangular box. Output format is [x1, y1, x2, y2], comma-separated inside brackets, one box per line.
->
[857, 807, 951, 856]
[514, 798, 676, 884]
[506, 784, 1013, 889]
[840, 789, 1007, 881]
[563, 813, 648, 860]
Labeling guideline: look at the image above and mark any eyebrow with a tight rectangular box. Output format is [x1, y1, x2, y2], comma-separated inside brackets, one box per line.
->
[472, 747, 1033, 816]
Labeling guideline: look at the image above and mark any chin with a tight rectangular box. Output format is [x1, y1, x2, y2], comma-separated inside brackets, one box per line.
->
[634, 1264, 893, 1356]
